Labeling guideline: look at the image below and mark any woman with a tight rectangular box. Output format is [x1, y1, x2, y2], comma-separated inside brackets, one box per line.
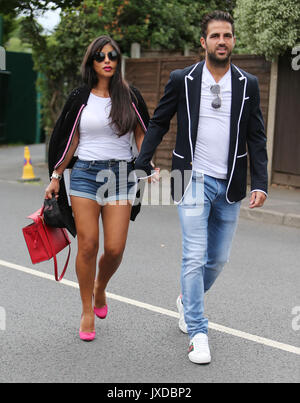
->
[45, 36, 157, 341]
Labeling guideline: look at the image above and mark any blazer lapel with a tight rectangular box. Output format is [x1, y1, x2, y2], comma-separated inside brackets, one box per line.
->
[228, 64, 247, 174]
[185, 61, 204, 154]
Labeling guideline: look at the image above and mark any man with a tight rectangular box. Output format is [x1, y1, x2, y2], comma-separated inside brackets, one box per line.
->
[135, 11, 268, 364]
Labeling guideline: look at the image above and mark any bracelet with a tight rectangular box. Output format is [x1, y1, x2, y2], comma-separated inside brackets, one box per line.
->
[51, 171, 62, 181]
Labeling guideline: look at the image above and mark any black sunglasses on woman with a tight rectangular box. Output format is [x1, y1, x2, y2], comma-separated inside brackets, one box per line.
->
[93, 50, 118, 63]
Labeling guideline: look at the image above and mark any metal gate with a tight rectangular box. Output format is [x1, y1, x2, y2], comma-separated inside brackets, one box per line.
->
[1, 51, 39, 145]
[0, 70, 11, 143]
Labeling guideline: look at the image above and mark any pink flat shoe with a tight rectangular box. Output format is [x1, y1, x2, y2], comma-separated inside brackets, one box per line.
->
[79, 330, 96, 342]
[93, 304, 108, 319]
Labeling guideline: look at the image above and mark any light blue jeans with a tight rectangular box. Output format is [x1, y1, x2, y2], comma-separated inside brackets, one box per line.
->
[177, 172, 241, 338]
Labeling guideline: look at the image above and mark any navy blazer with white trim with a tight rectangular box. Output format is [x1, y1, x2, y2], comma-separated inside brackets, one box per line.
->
[135, 60, 268, 203]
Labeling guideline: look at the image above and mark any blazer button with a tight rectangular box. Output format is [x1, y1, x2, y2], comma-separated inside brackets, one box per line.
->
[190, 162, 193, 165]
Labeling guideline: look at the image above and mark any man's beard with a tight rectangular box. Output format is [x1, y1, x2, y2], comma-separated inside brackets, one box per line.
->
[207, 48, 232, 67]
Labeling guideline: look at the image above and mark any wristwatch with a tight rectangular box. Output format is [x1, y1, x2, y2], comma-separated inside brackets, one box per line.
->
[51, 171, 62, 181]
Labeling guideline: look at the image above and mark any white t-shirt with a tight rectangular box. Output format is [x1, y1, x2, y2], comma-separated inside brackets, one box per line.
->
[77, 93, 133, 161]
[193, 63, 232, 179]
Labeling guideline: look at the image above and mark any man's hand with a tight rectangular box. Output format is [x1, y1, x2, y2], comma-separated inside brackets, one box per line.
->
[249, 191, 267, 209]
[148, 167, 160, 184]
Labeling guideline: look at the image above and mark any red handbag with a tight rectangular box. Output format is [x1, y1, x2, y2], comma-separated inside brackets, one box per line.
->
[22, 207, 71, 282]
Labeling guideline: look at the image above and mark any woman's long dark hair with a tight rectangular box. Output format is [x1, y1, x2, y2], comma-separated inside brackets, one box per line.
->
[81, 36, 137, 137]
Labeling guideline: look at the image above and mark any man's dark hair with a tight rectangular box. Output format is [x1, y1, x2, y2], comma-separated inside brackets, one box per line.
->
[201, 10, 234, 39]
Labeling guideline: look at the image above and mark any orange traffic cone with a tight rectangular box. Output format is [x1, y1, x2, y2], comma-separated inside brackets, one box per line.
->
[19, 146, 40, 182]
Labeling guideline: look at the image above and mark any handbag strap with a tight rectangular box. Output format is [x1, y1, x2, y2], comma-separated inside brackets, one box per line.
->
[52, 242, 71, 282]
[42, 220, 71, 282]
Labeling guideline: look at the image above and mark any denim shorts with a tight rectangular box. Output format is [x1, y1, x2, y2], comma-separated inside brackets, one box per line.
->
[70, 159, 137, 205]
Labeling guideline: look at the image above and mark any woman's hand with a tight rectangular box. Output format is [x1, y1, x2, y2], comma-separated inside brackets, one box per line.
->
[44, 179, 60, 200]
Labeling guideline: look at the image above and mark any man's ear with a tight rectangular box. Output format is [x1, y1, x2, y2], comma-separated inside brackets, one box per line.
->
[200, 37, 206, 50]
[233, 36, 236, 49]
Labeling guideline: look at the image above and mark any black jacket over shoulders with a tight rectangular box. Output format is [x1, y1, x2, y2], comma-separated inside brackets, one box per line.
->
[135, 60, 268, 204]
[48, 85, 150, 237]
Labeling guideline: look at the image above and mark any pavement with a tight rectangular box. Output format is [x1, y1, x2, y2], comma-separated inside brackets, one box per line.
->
[1, 143, 299, 229]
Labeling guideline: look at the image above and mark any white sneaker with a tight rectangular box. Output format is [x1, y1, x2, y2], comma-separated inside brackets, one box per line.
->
[176, 295, 188, 334]
[188, 333, 211, 364]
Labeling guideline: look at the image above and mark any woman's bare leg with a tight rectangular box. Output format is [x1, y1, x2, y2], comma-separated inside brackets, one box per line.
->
[71, 196, 101, 333]
[94, 201, 132, 308]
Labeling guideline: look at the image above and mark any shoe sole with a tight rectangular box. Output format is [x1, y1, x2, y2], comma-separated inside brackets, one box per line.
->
[188, 354, 211, 364]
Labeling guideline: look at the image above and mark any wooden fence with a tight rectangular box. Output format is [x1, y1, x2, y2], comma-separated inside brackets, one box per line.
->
[272, 51, 300, 187]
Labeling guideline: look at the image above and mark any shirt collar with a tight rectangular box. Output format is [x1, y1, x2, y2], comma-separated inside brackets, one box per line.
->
[203, 62, 231, 86]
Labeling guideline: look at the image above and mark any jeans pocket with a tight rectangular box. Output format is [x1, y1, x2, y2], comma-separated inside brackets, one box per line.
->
[73, 160, 91, 171]
[180, 173, 204, 216]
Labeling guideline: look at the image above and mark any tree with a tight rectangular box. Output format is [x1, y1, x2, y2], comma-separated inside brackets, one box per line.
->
[4, 16, 32, 52]
[18, 0, 238, 132]
[80, 0, 236, 53]
[234, 0, 300, 60]
[0, 0, 83, 42]
[2, 14, 19, 44]
[0, 0, 82, 15]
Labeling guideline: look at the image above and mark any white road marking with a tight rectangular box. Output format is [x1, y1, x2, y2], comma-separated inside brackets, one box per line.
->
[1, 258, 300, 356]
